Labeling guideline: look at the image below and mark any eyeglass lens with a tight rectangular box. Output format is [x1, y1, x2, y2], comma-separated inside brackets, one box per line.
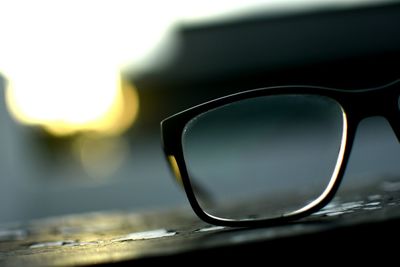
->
[182, 95, 346, 221]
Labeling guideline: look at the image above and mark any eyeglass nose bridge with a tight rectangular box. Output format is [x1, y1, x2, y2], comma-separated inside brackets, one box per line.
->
[348, 84, 400, 142]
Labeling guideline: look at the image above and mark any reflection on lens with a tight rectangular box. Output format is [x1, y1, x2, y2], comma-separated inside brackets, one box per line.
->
[182, 95, 346, 221]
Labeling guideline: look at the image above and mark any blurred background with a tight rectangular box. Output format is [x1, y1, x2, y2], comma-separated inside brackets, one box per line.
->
[0, 0, 400, 224]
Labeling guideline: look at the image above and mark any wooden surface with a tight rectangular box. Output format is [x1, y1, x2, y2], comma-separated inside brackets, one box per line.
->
[1, 184, 400, 266]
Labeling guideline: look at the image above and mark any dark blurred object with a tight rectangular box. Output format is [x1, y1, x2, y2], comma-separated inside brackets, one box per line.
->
[133, 2, 400, 130]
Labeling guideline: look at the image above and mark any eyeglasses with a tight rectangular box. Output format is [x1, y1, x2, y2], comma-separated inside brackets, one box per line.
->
[161, 80, 400, 227]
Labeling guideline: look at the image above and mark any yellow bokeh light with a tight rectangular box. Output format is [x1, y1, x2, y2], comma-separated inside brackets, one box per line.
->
[73, 135, 130, 179]
[0, 0, 171, 138]
[5, 71, 139, 137]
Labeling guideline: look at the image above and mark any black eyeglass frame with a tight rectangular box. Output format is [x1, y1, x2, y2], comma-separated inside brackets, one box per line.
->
[161, 80, 400, 227]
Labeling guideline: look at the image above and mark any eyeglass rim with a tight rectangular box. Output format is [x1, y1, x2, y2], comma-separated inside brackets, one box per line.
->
[161, 80, 400, 227]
